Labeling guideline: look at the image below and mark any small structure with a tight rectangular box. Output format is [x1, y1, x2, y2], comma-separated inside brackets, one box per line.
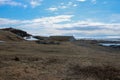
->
[33, 36, 49, 40]
[49, 36, 76, 42]
[36, 40, 60, 45]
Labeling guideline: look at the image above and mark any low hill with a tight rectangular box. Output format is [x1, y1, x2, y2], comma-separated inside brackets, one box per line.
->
[1, 28, 31, 38]
[0, 30, 24, 41]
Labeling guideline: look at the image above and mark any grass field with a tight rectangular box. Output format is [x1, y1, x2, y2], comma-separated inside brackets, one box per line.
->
[0, 41, 120, 80]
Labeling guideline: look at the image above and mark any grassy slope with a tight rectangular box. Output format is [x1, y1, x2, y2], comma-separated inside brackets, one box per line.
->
[0, 30, 23, 41]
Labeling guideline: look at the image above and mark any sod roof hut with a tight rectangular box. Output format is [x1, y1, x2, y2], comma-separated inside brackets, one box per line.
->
[49, 36, 76, 41]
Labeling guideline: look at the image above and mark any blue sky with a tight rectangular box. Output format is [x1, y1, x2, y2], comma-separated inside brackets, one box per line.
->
[0, 0, 120, 38]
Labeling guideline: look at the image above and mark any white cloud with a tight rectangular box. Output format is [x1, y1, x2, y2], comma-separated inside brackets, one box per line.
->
[60, 6, 67, 9]
[67, 2, 77, 7]
[30, 15, 74, 25]
[0, 15, 120, 38]
[47, 2, 77, 12]
[73, 4, 77, 7]
[0, 0, 43, 8]
[30, 0, 42, 8]
[0, 18, 21, 25]
[77, 0, 86, 2]
[0, 0, 26, 7]
[47, 7, 58, 11]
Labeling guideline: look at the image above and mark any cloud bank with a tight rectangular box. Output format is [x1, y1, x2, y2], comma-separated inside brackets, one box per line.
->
[0, 15, 120, 38]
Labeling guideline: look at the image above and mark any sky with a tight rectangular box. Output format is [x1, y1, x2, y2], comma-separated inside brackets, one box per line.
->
[0, 0, 120, 38]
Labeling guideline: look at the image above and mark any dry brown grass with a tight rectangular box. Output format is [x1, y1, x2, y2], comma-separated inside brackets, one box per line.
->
[0, 41, 120, 80]
[66, 64, 120, 80]
[0, 30, 23, 41]
[0, 56, 120, 80]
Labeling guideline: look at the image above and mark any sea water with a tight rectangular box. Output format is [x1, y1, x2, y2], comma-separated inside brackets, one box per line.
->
[100, 43, 120, 47]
